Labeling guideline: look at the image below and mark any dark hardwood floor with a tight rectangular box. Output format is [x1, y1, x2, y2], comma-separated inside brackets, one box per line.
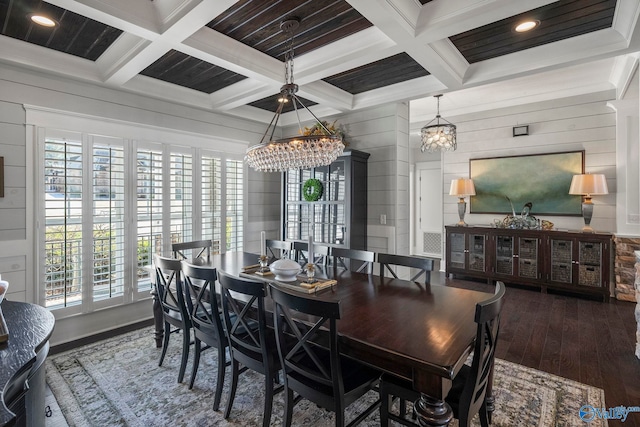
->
[51, 272, 639, 426]
[435, 273, 640, 427]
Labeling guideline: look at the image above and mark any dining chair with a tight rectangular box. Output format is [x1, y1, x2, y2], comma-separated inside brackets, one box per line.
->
[332, 247, 376, 274]
[154, 254, 191, 383]
[379, 281, 506, 427]
[218, 271, 282, 427]
[172, 239, 213, 260]
[181, 261, 229, 410]
[266, 239, 293, 259]
[293, 241, 330, 266]
[271, 285, 381, 427]
[378, 253, 434, 284]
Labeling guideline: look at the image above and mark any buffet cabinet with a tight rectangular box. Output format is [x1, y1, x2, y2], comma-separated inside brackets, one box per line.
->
[445, 226, 612, 301]
[282, 149, 369, 251]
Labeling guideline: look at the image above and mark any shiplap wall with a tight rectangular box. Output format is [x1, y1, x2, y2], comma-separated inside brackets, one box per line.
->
[0, 101, 26, 241]
[436, 91, 618, 232]
[245, 168, 282, 254]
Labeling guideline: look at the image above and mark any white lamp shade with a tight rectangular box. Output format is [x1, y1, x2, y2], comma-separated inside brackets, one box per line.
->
[449, 178, 476, 196]
[568, 174, 608, 196]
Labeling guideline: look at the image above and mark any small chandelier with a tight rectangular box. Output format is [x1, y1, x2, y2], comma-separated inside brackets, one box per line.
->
[420, 94, 457, 153]
[245, 18, 344, 172]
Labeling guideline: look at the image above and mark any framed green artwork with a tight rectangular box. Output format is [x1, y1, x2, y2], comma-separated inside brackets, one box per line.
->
[469, 151, 584, 216]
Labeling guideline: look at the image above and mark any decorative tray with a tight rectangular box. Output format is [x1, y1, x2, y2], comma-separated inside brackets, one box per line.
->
[240, 270, 336, 294]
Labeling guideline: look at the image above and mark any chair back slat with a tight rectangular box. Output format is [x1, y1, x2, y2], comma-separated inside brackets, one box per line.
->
[378, 253, 434, 284]
[181, 261, 224, 339]
[154, 255, 189, 322]
[218, 271, 271, 372]
[332, 247, 375, 274]
[266, 239, 293, 259]
[172, 239, 213, 260]
[459, 281, 505, 423]
[293, 241, 330, 266]
[271, 286, 344, 400]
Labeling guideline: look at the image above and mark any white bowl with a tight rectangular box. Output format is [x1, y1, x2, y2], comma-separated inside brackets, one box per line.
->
[269, 258, 301, 282]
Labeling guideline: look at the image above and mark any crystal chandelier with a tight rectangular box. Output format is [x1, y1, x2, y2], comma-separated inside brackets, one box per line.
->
[245, 18, 344, 172]
[420, 94, 457, 153]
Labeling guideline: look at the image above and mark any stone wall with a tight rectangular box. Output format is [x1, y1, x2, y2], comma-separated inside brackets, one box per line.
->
[614, 236, 640, 302]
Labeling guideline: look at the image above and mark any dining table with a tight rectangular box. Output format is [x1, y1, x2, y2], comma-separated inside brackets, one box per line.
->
[150, 251, 493, 427]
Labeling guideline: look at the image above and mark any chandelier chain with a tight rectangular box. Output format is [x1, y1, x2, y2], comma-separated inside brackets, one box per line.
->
[284, 26, 295, 85]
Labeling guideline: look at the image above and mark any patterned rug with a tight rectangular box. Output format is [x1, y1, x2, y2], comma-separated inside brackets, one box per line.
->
[45, 326, 607, 427]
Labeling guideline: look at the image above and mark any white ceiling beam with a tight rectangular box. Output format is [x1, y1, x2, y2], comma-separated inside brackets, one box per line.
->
[414, 0, 559, 41]
[297, 81, 354, 112]
[353, 76, 445, 111]
[209, 80, 274, 111]
[293, 27, 400, 84]
[181, 27, 284, 85]
[97, 0, 237, 86]
[121, 74, 215, 111]
[0, 35, 102, 83]
[45, 0, 161, 39]
[464, 28, 630, 86]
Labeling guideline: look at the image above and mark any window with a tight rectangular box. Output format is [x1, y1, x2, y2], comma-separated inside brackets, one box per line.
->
[226, 159, 243, 251]
[135, 147, 163, 293]
[44, 138, 83, 309]
[39, 131, 244, 315]
[202, 154, 222, 248]
[92, 142, 125, 302]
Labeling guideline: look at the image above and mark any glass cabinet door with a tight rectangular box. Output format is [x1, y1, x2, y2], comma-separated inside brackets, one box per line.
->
[518, 237, 539, 279]
[449, 232, 466, 269]
[578, 241, 602, 287]
[469, 234, 486, 272]
[495, 235, 514, 275]
[550, 239, 573, 283]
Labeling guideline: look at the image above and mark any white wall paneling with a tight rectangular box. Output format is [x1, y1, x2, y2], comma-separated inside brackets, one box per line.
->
[440, 90, 618, 233]
[609, 67, 640, 236]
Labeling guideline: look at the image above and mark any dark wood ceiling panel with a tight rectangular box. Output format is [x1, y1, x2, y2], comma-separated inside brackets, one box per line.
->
[323, 53, 430, 94]
[0, 0, 122, 61]
[450, 0, 616, 64]
[248, 93, 317, 113]
[208, 0, 372, 60]
[140, 50, 247, 94]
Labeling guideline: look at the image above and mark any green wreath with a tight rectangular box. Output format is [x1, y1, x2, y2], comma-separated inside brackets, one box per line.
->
[303, 178, 323, 201]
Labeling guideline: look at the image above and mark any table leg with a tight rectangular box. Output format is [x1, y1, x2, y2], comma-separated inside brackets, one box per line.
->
[486, 360, 496, 423]
[150, 286, 164, 348]
[414, 393, 453, 427]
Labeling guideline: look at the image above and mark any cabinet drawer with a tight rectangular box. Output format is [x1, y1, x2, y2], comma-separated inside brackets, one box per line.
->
[579, 242, 602, 265]
[579, 265, 601, 287]
[551, 263, 572, 283]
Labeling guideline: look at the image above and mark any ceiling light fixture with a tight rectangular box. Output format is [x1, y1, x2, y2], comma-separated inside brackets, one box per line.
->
[245, 17, 344, 173]
[515, 20, 539, 32]
[30, 14, 57, 27]
[420, 94, 457, 153]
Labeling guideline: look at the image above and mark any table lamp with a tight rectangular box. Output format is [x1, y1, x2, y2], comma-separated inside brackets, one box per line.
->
[449, 178, 476, 226]
[568, 173, 608, 232]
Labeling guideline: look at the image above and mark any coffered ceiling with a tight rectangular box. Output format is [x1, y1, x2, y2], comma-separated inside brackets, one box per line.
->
[0, 0, 639, 127]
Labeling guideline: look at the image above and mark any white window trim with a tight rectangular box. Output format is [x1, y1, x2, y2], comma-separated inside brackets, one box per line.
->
[28, 107, 248, 318]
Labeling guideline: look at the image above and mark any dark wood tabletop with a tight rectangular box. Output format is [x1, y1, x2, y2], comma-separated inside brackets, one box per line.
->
[152, 251, 491, 427]
[0, 300, 55, 426]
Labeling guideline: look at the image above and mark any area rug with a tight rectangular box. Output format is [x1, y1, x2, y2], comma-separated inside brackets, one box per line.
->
[45, 326, 607, 427]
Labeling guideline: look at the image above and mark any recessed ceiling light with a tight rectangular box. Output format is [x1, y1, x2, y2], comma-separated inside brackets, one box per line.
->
[30, 14, 57, 27]
[515, 20, 539, 33]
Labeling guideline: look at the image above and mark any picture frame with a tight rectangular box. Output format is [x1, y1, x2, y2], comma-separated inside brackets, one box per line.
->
[469, 150, 584, 216]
